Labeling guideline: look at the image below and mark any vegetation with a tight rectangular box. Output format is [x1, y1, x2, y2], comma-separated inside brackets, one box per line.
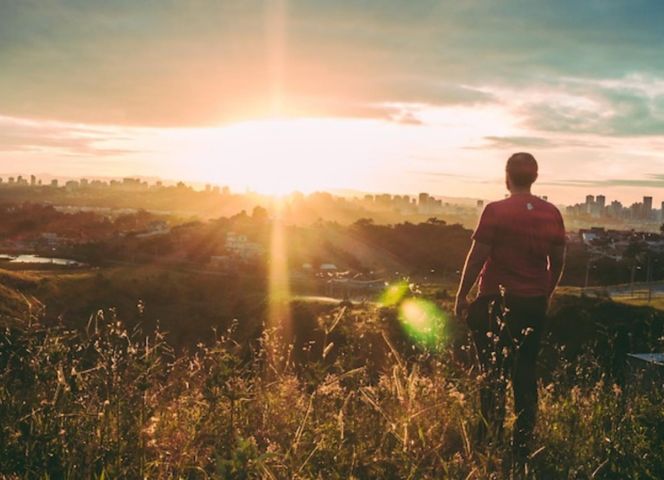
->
[1, 291, 663, 479]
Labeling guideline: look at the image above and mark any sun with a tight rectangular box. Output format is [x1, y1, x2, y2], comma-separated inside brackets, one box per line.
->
[172, 117, 389, 195]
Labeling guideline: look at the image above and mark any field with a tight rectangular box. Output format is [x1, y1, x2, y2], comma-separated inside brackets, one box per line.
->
[1, 265, 663, 479]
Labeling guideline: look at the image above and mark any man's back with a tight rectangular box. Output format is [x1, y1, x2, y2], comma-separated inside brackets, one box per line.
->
[473, 193, 565, 297]
[455, 153, 567, 469]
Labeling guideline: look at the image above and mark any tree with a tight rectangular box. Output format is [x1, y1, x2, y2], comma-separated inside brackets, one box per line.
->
[251, 206, 269, 223]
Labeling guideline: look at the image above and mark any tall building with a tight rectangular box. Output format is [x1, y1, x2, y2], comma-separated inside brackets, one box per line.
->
[641, 197, 652, 220]
[418, 193, 434, 214]
[585, 195, 595, 214]
[596, 195, 606, 209]
[608, 200, 623, 218]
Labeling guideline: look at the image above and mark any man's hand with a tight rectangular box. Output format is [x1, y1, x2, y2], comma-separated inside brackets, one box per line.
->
[455, 240, 491, 320]
[454, 294, 469, 319]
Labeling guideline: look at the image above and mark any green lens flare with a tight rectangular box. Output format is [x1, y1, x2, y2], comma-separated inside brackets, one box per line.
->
[379, 281, 410, 307]
[398, 298, 448, 349]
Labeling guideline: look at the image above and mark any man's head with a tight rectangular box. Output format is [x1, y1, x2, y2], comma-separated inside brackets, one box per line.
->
[506, 152, 538, 192]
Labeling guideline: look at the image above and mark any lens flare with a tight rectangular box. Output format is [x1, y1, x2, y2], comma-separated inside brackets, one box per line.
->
[379, 281, 410, 307]
[398, 298, 448, 350]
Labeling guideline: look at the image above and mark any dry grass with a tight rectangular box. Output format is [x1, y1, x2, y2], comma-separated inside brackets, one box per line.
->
[0, 301, 663, 479]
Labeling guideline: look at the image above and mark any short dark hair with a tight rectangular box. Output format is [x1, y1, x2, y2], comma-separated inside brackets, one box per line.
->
[506, 152, 538, 187]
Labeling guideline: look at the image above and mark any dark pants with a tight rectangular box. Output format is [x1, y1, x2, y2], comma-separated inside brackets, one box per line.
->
[467, 294, 547, 460]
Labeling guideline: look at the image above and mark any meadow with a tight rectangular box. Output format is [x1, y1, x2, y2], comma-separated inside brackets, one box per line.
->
[1, 284, 663, 479]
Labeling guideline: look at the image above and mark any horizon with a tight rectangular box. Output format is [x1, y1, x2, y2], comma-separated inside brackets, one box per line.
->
[2, 2, 664, 204]
[3, 170, 664, 210]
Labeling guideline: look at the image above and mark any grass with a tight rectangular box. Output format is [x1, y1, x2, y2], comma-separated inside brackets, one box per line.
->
[1, 294, 663, 479]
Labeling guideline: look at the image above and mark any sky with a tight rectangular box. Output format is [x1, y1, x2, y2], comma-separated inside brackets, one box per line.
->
[2, 0, 664, 204]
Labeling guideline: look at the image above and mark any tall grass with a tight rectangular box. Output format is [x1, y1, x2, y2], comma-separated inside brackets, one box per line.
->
[1, 302, 662, 479]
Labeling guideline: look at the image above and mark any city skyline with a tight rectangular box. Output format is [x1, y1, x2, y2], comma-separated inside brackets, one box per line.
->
[2, 2, 664, 202]
[6, 171, 664, 216]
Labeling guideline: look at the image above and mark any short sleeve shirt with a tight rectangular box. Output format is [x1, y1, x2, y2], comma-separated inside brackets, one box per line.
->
[473, 194, 566, 297]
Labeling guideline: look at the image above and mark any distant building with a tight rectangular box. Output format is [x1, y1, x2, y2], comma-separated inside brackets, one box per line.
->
[225, 232, 264, 260]
[376, 194, 392, 206]
[120, 178, 146, 191]
[50, 179, 58, 188]
[644, 196, 653, 219]
[585, 195, 595, 215]
[596, 195, 606, 209]
[418, 192, 441, 214]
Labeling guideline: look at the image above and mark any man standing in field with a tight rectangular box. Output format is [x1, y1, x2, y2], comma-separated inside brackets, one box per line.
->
[454, 152, 566, 470]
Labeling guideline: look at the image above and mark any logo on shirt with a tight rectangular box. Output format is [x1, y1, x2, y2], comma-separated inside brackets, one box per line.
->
[526, 202, 534, 211]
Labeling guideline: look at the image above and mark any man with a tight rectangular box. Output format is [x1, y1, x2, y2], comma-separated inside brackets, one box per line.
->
[454, 152, 566, 467]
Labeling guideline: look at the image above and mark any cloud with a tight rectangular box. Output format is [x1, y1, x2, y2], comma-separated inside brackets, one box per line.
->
[3, 1, 664, 129]
[541, 174, 664, 189]
[523, 92, 664, 137]
[484, 136, 557, 148]
[483, 135, 609, 149]
[0, 117, 137, 157]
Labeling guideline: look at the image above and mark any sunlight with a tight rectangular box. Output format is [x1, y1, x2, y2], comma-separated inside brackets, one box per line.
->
[180, 117, 393, 194]
[267, 198, 292, 369]
[399, 298, 449, 350]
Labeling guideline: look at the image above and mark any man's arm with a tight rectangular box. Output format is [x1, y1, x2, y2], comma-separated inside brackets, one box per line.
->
[454, 240, 492, 317]
[548, 245, 566, 299]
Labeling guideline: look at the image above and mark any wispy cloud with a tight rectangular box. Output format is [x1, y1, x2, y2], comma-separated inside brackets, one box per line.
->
[541, 174, 664, 189]
[0, 116, 139, 157]
[482, 136, 608, 149]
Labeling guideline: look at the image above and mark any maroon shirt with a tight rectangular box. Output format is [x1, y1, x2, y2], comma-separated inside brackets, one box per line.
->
[473, 194, 566, 297]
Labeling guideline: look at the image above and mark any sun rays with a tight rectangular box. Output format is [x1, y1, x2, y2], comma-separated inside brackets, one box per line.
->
[266, 198, 292, 370]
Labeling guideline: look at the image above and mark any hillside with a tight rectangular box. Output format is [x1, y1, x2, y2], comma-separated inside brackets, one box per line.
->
[1, 291, 663, 478]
